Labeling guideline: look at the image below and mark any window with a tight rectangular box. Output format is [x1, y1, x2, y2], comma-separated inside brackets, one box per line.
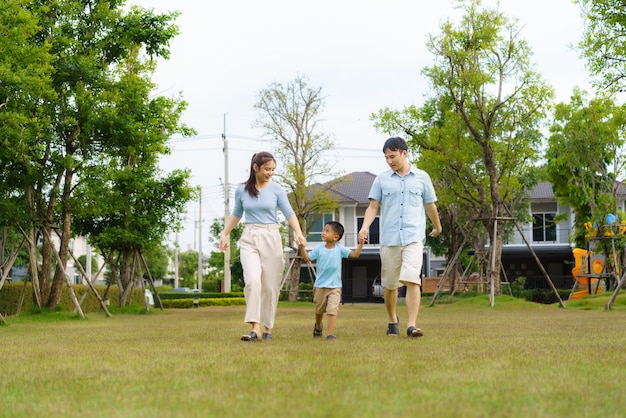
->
[307, 213, 334, 242]
[357, 217, 380, 244]
[533, 213, 556, 242]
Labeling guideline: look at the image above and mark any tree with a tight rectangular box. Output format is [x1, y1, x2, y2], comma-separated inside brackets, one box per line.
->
[547, 89, 626, 241]
[0, 1, 56, 303]
[0, 1, 194, 308]
[253, 75, 343, 301]
[373, 0, 553, 296]
[142, 244, 170, 284]
[546, 89, 626, 289]
[206, 218, 244, 290]
[76, 254, 99, 275]
[578, 0, 626, 91]
[176, 250, 200, 288]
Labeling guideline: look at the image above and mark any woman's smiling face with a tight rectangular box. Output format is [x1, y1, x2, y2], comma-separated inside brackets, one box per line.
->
[255, 159, 276, 184]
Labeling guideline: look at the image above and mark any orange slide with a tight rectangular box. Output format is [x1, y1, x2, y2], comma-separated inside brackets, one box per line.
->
[570, 266, 604, 299]
[571, 248, 606, 299]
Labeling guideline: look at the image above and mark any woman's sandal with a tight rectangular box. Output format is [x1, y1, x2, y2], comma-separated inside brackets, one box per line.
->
[407, 326, 423, 338]
[241, 331, 259, 342]
[262, 332, 272, 340]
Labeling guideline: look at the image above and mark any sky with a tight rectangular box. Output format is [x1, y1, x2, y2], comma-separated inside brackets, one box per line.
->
[130, 0, 591, 252]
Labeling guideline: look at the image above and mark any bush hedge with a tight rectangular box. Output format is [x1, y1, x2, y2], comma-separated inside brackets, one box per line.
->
[160, 297, 246, 309]
[158, 291, 244, 300]
[0, 283, 144, 316]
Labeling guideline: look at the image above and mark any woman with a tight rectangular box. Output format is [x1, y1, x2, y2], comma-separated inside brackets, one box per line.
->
[219, 152, 306, 341]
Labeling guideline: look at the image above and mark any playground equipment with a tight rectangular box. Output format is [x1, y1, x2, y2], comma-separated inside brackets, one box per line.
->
[570, 248, 606, 299]
[571, 213, 626, 309]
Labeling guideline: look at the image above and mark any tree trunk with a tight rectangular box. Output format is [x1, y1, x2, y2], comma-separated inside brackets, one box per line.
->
[118, 250, 134, 306]
[24, 226, 42, 308]
[486, 216, 504, 297]
[288, 257, 303, 302]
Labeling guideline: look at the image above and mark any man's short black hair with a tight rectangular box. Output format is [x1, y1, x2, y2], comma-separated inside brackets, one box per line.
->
[326, 221, 344, 240]
[383, 136, 408, 153]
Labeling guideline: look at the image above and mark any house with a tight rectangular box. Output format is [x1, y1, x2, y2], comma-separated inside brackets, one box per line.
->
[9, 235, 106, 286]
[299, 173, 606, 301]
[503, 181, 576, 290]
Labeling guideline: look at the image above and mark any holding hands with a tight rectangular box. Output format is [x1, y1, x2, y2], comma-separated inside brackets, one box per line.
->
[358, 229, 368, 244]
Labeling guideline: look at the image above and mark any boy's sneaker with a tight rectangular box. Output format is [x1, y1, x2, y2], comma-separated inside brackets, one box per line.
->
[313, 324, 323, 338]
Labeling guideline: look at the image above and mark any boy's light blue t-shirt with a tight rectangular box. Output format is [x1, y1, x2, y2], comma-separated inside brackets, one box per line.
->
[307, 243, 351, 289]
[231, 182, 295, 223]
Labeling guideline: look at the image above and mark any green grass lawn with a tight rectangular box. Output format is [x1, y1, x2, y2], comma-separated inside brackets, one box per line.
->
[1, 294, 625, 418]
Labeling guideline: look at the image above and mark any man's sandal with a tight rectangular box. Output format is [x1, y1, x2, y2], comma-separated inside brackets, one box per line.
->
[386, 315, 399, 336]
[241, 331, 259, 342]
[407, 326, 423, 338]
[313, 324, 323, 338]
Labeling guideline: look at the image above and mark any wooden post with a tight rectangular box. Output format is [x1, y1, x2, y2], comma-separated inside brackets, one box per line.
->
[44, 232, 85, 319]
[65, 245, 112, 318]
[490, 218, 497, 307]
[139, 251, 164, 310]
[430, 237, 467, 306]
[504, 206, 566, 308]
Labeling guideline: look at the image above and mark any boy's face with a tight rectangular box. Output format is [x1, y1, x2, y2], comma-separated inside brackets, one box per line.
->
[321, 224, 339, 243]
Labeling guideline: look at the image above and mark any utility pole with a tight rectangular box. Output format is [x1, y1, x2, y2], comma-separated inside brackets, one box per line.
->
[197, 187, 203, 292]
[223, 113, 232, 293]
[174, 232, 179, 288]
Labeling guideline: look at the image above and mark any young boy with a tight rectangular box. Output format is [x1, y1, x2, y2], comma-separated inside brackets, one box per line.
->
[300, 221, 365, 340]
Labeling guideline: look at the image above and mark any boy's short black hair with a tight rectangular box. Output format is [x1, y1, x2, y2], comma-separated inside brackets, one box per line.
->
[383, 136, 408, 153]
[326, 221, 344, 240]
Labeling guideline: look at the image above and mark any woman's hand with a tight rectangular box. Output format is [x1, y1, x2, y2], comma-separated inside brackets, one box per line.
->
[295, 233, 307, 247]
[218, 235, 229, 251]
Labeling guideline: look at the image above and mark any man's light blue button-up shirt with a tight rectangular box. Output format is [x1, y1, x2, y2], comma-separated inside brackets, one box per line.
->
[368, 166, 437, 246]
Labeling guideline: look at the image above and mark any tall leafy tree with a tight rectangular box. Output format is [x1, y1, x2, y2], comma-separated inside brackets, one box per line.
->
[373, 0, 553, 295]
[0, 1, 194, 308]
[546, 89, 626, 271]
[578, 0, 626, 91]
[176, 250, 201, 289]
[206, 218, 244, 290]
[253, 74, 342, 301]
[141, 244, 168, 282]
[71, 47, 195, 305]
[0, 1, 55, 303]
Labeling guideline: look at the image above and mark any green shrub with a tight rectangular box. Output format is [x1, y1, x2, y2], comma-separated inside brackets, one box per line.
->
[0, 283, 144, 316]
[509, 276, 529, 299]
[160, 297, 246, 308]
[158, 291, 244, 300]
[526, 288, 570, 304]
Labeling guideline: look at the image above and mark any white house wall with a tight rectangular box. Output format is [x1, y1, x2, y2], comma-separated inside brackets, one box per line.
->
[511, 201, 573, 246]
[67, 236, 106, 285]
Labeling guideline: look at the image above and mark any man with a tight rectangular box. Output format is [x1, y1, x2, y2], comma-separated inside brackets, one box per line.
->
[358, 137, 442, 337]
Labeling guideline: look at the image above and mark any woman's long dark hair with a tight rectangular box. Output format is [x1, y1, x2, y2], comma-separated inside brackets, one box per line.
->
[244, 152, 275, 198]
